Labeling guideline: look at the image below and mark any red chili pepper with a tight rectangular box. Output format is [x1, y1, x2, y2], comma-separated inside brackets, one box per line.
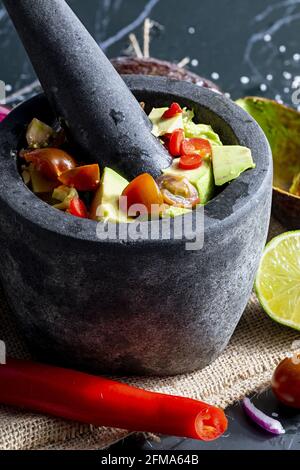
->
[0, 359, 227, 441]
[162, 102, 183, 119]
[168, 129, 185, 157]
[181, 138, 212, 157]
[179, 154, 203, 170]
[69, 197, 88, 218]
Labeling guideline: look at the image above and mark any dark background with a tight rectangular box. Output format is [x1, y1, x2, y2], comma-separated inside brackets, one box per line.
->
[1, 0, 300, 107]
[0, 0, 300, 450]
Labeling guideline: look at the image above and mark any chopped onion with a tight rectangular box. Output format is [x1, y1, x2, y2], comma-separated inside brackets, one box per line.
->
[0, 105, 10, 123]
[242, 397, 285, 435]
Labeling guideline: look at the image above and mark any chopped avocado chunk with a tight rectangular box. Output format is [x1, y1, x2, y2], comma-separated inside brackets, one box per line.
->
[26, 118, 54, 148]
[182, 108, 223, 146]
[163, 158, 215, 205]
[162, 206, 192, 218]
[90, 167, 133, 223]
[52, 185, 79, 210]
[212, 146, 255, 186]
[149, 107, 184, 137]
[290, 172, 300, 196]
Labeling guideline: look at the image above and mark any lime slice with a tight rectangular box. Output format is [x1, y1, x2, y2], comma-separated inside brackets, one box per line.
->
[255, 231, 300, 330]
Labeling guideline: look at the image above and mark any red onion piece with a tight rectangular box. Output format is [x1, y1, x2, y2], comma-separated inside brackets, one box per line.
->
[0, 105, 10, 123]
[242, 397, 285, 435]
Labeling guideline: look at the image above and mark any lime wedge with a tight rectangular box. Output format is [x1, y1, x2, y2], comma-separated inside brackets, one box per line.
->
[255, 231, 300, 330]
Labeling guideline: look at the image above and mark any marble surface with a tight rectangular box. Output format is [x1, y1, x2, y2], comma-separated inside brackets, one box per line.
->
[0, 0, 300, 107]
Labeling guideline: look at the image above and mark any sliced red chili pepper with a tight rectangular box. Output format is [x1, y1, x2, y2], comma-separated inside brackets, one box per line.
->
[162, 102, 183, 119]
[69, 197, 88, 218]
[168, 129, 185, 157]
[179, 154, 203, 170]
[181, 138, 212, 157]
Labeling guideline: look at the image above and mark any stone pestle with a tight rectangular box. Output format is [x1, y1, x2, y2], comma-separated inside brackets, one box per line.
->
[3, 0, 171, 180]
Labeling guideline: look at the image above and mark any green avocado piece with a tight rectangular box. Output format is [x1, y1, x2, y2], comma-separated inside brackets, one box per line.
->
[162, 158, 215, 205]
[149, 107, 184, 137]
[162, 206, 192, 218]
[236, 97, 300, 192]
[90, 167, 133, 223]
[212, 145, 255, 186]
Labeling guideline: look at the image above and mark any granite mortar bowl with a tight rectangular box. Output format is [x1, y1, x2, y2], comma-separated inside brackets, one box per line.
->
[0, 76, 272, 376]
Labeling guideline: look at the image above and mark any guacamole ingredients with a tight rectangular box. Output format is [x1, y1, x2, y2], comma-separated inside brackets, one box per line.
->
[58, 164, 100, 192]
[52, 185, 79, 211]
[90, 167, 130, 223]
[122, 173, 163, 216]
[183, 109, 222, 146]
[179, 154, 203, 170]
[163, 158, 215, 205]
[290, 172, 300, 197]
[272, 354, 300, 409]
[69, 197, 88, 219]
[157, 175, 200, 208]
[19, 103, 255, 223]
[212, 145, 255, 186]
[28, 164, 58, 193]
[0, 358, 228, 441]
[181, 138, 212, 157]
[0, 105, 10, 123]
[162, 102, 183, 119]
[242, 398, 285, 435]
[168, 129, 185, 157]
[26, 118, 54, 148]
[22, 148, 76, 181]
[149, 106, 184, 137]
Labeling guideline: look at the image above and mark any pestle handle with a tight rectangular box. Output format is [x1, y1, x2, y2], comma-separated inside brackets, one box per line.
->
[3, 0, 171, 180]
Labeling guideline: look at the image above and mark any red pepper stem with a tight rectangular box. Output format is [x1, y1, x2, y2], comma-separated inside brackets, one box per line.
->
[0, 359, 227, 441]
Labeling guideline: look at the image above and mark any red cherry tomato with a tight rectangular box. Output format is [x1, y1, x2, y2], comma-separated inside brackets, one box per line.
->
[58, 164, 100, 191]
[69, 197, 88, 219]
[181, 138, 212, 157]
[168, 129, 185, 157]
[23, 148, 76, 181]
[179, 154, 203, 170]
[272, 354, 300, 409]
[162, 102, 183, 119]
[122, 173, 163, 217]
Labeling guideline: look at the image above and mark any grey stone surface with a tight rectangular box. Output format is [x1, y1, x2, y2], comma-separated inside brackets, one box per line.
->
[2, 0, 171, 180]
[0, 77, 272, 376]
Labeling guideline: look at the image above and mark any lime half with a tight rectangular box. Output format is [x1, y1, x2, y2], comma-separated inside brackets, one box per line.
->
[255, 231, 300, 330]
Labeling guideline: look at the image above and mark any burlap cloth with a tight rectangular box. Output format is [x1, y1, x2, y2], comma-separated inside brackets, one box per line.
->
[0, 217, 299, 450]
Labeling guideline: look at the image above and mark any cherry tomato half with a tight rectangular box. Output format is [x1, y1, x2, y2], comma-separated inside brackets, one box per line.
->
[58, 164, 100, 191]
[157, 175, 200, 208]
[23, 148, 76, 181]
[69, 197, 88, 219]
[179, 154, 203, 170]
[122, 173, 163, 217]
[168, 129, 185, 157]
[181, 138, 212, 157]
[162, 102, 183, 119]
[272, 354, 300, 409]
